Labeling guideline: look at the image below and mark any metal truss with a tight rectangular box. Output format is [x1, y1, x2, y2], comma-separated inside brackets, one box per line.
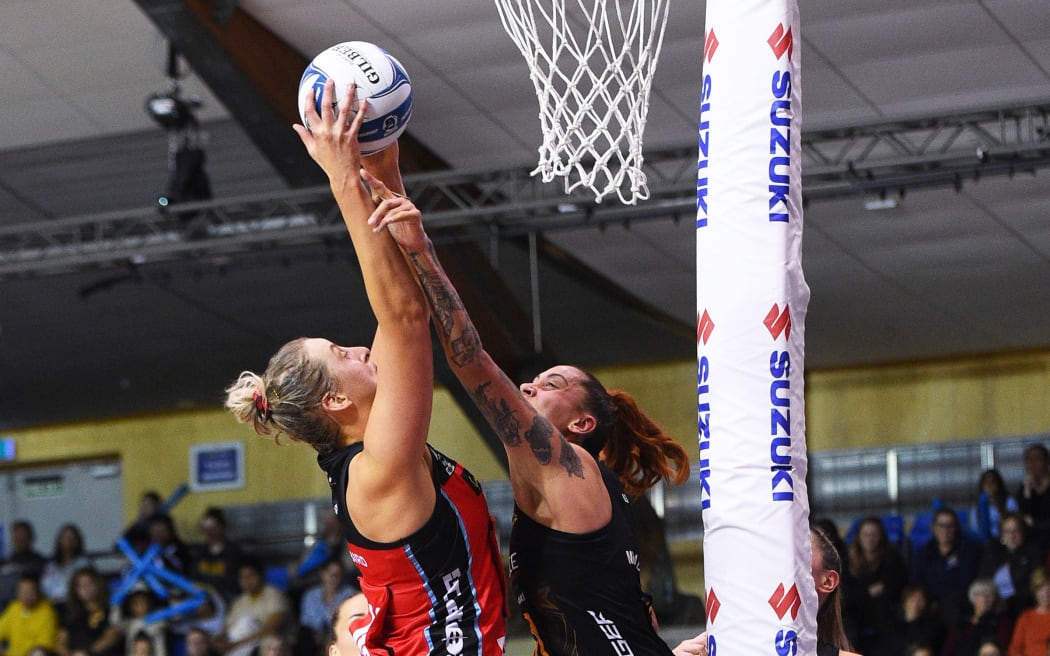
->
[802, 100, 1050, 198]
[2, 100, 1048, 281]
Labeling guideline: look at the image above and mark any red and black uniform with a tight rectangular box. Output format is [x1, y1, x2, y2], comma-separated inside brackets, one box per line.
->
[319, 442, 507, 656]
[509, 464, 673, 656]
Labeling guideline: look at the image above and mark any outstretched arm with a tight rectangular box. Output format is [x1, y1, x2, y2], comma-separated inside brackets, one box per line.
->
[366, 175, 604, 525]
[293, 83, 432, 527]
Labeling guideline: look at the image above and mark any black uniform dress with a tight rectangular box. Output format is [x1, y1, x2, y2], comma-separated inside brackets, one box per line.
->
[509, 463, 674, 656]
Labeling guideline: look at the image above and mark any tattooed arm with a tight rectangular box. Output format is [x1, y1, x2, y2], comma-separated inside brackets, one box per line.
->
[364, 173, 605, 526]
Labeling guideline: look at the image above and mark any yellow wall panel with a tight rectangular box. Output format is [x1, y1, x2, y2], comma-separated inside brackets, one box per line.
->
[805, 351, 1050, 451]
[8, 351, 1049, 538]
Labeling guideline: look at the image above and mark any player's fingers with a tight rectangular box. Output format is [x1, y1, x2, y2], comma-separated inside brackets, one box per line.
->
[347, 96, 368, 139]
[292, 123, 312, 147]
[319, 79, 337, 121]
[361, 169, 397, 202]
[369, 198, 414, 231]
[336, 83, 356, 128]
[301, 83, 321, 125]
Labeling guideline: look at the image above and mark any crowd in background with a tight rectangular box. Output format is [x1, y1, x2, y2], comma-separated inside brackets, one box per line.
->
[3, 442, 1050, 656]
[0, 494, 361, 656]
[817, 443, 1050, 656]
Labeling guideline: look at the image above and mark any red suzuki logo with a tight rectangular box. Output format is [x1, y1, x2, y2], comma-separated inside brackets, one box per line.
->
[706, 588, 721, 623]
[763, 304, 791, 340]
[768, 582, 801, 620]
[704, 29, 719, 63]
[697, 310, 715, 345]
[768, 24, 793, 60]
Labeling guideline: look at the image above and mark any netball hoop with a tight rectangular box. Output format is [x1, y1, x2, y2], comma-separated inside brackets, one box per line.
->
[494, 0, 671, 205]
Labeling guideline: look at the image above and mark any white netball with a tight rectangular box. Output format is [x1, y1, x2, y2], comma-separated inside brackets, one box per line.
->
[298, 41, 413, 154]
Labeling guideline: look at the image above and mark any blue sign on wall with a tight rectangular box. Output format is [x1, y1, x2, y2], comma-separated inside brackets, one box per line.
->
[0, 437, 15, 461]
[190, 442, 245, 491]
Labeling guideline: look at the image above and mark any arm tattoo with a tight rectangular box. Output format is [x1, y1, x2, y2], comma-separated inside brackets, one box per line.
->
[450, 324, 481, 367]
[473, 381, 584, 478]
[523, 416, 554, 465]
[409, 247, 463, 339]
[409, 244, 481, 368]
[558, 436, 585, 478]
[471, 381, 522, 447]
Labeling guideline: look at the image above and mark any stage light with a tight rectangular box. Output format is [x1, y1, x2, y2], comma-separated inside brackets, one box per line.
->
[145, 91, 201, 130]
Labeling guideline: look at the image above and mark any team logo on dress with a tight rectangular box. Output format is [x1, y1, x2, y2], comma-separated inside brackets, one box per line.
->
[349, 549, 368, 569]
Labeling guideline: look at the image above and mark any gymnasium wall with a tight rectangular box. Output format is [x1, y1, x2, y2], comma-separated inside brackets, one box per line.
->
[4, 350, 1050, 541]
[805, 349, 1050, 450]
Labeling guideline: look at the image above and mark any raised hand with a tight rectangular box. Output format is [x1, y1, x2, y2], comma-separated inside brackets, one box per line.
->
[363, 170, 428, 254]
[293, 79, 368, 190]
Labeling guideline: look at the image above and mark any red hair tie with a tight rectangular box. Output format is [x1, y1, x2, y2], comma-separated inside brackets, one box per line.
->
[252, 391, 271, 421]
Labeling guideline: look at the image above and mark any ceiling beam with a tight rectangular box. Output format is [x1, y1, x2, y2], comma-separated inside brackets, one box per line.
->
[6, 101, 1050, 278]
[131, 0, 324, 186]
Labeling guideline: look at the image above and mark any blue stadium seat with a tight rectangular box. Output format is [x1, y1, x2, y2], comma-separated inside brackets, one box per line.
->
[882, 513, 906, 550]
[265, 564, 290, 592]
[909, 510, 933, 560]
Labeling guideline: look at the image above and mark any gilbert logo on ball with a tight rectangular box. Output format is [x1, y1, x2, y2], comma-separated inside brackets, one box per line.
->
[298, 41, 413, 154]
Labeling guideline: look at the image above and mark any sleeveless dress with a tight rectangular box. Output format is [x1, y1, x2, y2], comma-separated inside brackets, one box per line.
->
[508, 464, 673, 656]
[319, 442, 507, 655]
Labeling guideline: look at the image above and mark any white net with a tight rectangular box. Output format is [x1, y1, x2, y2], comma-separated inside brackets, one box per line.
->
[494, 0, 671, 205]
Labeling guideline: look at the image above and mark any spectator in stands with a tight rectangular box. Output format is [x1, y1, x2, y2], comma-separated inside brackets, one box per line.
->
[326, 593, 367, 656]
[912, 507, 982, 625]
[880, 585, 945, 655]
[129, 631, 156, 656]
[844, 515, 910, 654]
[147, 513, 191, 578]
[255, 633, 292, 656]
[211, 557, 290, 656]
[972, 469, 1019, 542]
[976, 640, 1003, 656]
[182, 628, 217, 656]
[811, 525, 861, 656]
[299, 558, 356, 653]
[123, 491, 163, 554]
[57, 566, 123, 656]
[168, 585, 226, 642]
[114, 587, 169, 656]
[290, 513, 354, 596]
[814, 517, 850, 572]
[1018, 445, 1050, 552]
[941, 578, 1012, 656]
[0, 519, 48, 608]
[980, 512, 1042, 620]
[0, 573, 58, 656]
[191, 508, 243, 603]
[41, 523, 90, 610]
[1008, 567, 1050, 656]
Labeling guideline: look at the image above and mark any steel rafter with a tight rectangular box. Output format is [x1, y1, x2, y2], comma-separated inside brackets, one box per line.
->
[3, 101, 1049, 281]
